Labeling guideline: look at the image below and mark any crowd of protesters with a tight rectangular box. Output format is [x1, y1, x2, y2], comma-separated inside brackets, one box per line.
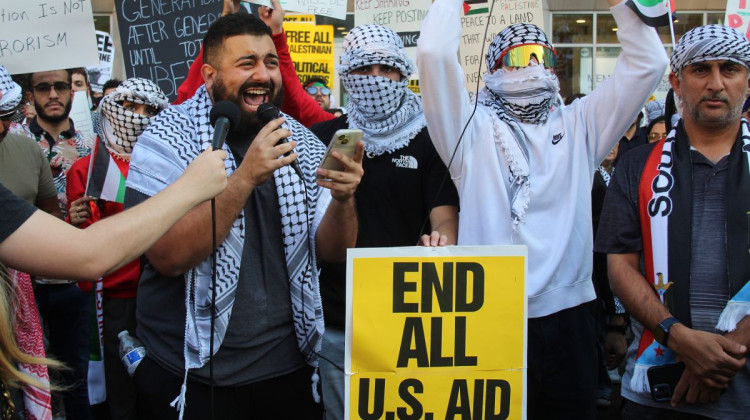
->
[0, 0, 748, 419]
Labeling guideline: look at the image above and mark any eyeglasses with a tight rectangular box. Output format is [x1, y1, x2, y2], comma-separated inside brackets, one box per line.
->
[496, 44, 557, 70]
[648, 132, 668, 142]
[32, 82, 72, 95]
[305, 86, 331, 96]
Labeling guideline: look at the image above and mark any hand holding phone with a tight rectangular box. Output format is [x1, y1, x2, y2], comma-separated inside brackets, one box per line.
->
[648, 362, 685, 402]
[317, 129, 363, 179]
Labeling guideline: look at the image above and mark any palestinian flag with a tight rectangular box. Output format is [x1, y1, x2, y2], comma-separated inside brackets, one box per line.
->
[626, 0, 676, 27]
[85, 140, 126, 203]
[464, 0, 488, 16]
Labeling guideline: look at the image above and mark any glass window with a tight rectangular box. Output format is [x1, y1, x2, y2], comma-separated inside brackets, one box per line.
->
[316, 14, 354, 39]
[93, 15, 111, 34]
[596, 14, 619, 44]
[593, 47, 621, 89]
[555, 47, 593, 99]
[552, 14, 593, 44]
[655, 13, 703, 44]
[707, 13, 724, 25]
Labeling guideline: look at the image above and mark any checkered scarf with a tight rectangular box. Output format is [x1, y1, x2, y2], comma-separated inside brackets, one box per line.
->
[127, 86, 327, 418]
[99, 78, 168, 157]
[0, 65, 22, 118]
[670, 24, 750, 73]
[338, 25, 426, 156]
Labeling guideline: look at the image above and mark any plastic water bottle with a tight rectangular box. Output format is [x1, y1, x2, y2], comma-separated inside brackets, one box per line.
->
[118, 330, 146, 376]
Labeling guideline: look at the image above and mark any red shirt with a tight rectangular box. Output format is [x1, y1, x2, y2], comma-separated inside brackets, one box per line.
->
[66, 140, 139, 298]
[176, 32, 335, 128]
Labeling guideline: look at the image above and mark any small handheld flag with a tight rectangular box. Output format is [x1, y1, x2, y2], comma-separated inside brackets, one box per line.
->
[85, 140, 126, 204]
[626, 0, 676, 27]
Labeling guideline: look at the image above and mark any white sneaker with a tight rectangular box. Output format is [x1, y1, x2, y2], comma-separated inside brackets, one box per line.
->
[608, 368, 622, 385]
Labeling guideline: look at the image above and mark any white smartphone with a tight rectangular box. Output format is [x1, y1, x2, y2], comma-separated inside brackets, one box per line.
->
[317, 129, 363, 178]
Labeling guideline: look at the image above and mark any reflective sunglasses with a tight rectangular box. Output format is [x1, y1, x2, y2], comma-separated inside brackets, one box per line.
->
[32, 81, 72, 95]
[305, 86, 331, 96]
[496, 44, 557, 70]
[648, 132, 668, 142]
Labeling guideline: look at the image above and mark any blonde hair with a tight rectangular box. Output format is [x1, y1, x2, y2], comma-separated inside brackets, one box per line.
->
[0, 265, 61, 389]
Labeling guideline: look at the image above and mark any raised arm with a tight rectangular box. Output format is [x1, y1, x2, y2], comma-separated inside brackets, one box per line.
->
[578, 0, 668, 163]
[0, 149, 228, 280]
[417, 0, 478, 176]
[259, 0, 335, 127]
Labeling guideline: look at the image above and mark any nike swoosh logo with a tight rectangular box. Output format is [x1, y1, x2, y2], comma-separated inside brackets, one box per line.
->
[552, 133, 564, 145]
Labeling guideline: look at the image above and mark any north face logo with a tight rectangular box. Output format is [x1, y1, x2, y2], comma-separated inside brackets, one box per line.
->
[392, 155, 418, 169]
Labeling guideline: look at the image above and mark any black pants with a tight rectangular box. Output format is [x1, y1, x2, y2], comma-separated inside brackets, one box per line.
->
[527, 302, 598, 420]
[134, 356, 323, 420]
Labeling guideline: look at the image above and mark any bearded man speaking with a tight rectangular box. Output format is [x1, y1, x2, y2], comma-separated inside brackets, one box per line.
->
[417, 0, 668, 418]
[124, 13, 363, 420]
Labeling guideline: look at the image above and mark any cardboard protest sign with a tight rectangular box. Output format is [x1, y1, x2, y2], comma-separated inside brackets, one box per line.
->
[0, 0, 98, 74]
[283, 22, 335, 86]
[353, 0, 432, 75]
[460, 0, 544, 93]
[87, 31, 115, 93]
[114, 1, 222, 100]
[726, 0, 750, 40]
[244, 0, 347, 20]
[346, 246, 527, 420]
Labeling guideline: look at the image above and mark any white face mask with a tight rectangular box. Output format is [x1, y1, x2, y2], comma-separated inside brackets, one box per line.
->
[482, 64, 560, 124]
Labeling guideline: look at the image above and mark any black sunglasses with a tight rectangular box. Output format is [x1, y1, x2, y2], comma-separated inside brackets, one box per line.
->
[305, 86, 331, 96]
[32, 82, 72, 94]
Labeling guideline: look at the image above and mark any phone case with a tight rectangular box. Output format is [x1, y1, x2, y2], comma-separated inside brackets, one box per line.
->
[647, 362, 685, 402]
[317, 129, 363, 176]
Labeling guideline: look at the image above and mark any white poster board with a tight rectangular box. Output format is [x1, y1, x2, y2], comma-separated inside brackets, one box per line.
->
[87, 31, 115, 93]
[460, 0, 544, 93]
[244, 0, 347, 20]
[0, 0, 98, 74]
[726, 0, 750, 40]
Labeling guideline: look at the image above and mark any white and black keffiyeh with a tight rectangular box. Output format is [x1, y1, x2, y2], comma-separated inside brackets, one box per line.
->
[127, 86, 327, 417]
[99, 77, 169, 158]
[338, 24, 426, 156]
[475, 24, 560, 228]
[0, 65, 22, 117]
[670, 24, 750, 73]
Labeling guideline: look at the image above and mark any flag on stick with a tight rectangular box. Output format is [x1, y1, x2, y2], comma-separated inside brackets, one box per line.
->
[85, 141, 126, 203]
[626, 0, 676, 27]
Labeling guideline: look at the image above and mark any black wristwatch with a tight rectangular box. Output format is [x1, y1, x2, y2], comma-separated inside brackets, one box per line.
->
[654, 317, 681, 346]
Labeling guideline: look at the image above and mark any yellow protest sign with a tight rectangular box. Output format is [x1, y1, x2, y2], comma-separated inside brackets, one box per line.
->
[284, 14, 316, 23]
[282, 22, 334, 87]
[346, 246, 527, 420]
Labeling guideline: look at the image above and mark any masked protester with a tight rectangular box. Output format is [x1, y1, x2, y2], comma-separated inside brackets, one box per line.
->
[417, 0, 668, 418]
[64, 77, 168, 420]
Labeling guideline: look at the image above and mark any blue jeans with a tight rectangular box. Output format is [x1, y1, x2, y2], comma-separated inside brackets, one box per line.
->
[319, 328, 345, 420]
[35, 283, 93, 420]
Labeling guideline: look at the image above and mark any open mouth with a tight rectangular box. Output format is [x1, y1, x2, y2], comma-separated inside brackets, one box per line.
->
[242, 88, 268, 108]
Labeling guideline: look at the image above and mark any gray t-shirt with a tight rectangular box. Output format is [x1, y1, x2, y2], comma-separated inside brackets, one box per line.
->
[126, 144, 303, 386]
[595, 142, 749, 419]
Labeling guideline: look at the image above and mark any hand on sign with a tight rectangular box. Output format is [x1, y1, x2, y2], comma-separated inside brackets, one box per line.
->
[258, 0, 285, 35]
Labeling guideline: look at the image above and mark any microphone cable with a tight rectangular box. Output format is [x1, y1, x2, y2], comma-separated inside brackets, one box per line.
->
[415, 0, 498, 245]
[209, 196, 218, 420]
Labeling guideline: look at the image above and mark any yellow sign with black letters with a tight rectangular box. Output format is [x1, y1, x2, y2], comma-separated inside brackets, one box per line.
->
[345, 246, 527, 420]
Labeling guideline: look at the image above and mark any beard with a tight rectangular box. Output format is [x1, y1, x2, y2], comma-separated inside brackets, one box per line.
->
[682, 93, 743, 128]
[210, 76, 284, 136]
[35, 100, 72, 124]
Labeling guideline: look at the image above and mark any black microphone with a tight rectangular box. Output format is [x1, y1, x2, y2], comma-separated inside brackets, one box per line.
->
[257, 103, 303, 177]
[209, 101, 241, 150]
[256, 103, 291, 155]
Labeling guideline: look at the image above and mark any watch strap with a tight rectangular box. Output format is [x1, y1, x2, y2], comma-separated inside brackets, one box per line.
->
[654, 317, 680, 346]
